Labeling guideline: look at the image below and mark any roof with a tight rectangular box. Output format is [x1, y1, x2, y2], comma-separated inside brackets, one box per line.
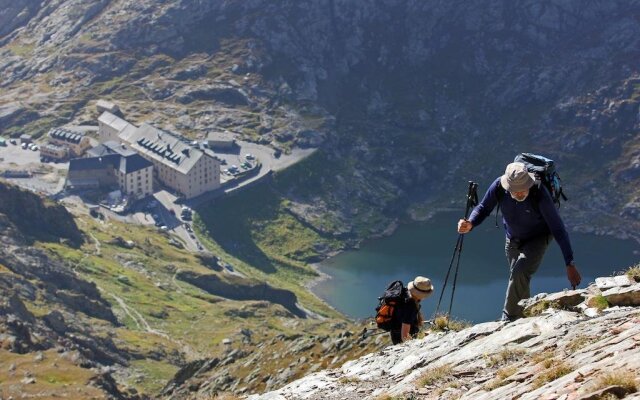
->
[68, 154, 120, 171]
[96, 100, 120, 113]
[206, 131, 236, 142]
[119, 154, 153, 174]
[119, 123, 206, 175]
[98, 111, 131, 133]
[41, 143, 67, 151]
[88, 141, 137, 157]
[48, 127, 85, 144]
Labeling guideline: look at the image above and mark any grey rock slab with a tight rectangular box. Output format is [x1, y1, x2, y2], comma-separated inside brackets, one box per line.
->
[595, 275, 635, 290]
[602, 283, 640, 306]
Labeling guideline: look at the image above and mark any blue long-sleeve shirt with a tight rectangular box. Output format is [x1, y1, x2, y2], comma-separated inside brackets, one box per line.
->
[468, 178, 574, 266]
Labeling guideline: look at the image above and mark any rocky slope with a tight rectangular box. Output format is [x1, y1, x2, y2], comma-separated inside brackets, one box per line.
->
[0, 182, 386, 398]
[1, 0, 639, 246]
[0, 183, 139, 399]
[251, 274, 640, 400]
[0, 181, 84, 246]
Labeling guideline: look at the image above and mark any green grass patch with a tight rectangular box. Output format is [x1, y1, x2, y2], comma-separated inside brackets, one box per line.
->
[128, 359, 180, 395]
[524, 300, 561, 317]
[587, 295, 609, 311]
[6, 42, 36, 57]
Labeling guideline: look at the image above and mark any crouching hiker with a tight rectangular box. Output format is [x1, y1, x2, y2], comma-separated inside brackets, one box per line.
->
[375, 276, 434, 344]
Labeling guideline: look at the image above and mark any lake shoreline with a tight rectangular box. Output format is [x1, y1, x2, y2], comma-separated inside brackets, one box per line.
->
[306, 209, 640, 322]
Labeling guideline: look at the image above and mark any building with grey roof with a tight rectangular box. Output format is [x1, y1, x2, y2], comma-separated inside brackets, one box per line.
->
[207, 131, 237, 150]
[48, 127, 91, 156]
[118, 123, 221, 199]
[40, 143, 68, 161]
[98, 111, 133, 143]
[67, 142, 153, 199]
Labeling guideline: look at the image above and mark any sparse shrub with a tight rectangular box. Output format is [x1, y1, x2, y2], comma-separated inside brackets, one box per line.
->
[524, 300, 561, 317]
[566, 335, 599, 354]
[338, 376, 361, 384]
[484, 347, 527, 368]
[531, 350, 555, 365]
[589, 370, 639, 398]
[625, 263, 640, 282]
[429, 314, 471, 332]
[531, 359, 573, 389]
[483, 365, 518, 391]
[588, 295, 609, 311]
[434, 380, 462, 398]
[375, 395, 416, 400]
[419, 364, 454, 386]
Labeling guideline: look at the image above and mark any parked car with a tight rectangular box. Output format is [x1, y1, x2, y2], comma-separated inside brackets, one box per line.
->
[9, 139, 17, 145]
[245, 153, 255, 160]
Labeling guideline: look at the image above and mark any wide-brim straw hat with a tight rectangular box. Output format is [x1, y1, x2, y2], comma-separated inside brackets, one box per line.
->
[408, 276, 434, 300]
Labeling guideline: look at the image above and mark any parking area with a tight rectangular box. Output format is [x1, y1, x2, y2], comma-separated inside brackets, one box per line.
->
[0, 140, 68, 194]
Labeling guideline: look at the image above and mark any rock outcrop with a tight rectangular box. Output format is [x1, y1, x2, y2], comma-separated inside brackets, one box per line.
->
[250, 276, 640, 400]
[0, 182, 83, 246]
[175, 270, 305, 317]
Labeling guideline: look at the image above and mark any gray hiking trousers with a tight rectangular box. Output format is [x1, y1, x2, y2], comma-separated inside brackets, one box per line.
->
[503, 234, 552, 320]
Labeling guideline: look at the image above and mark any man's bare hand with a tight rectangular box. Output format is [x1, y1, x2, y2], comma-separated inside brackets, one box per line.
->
[567, 263, 581, 289]
[458, 219, 473, 234]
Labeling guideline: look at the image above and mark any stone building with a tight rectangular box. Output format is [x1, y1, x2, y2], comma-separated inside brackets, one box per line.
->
[98, 111, 132, 143]
[48, 127, 91, 157]
[67, 142, 153, 199]
[119, 123, 221, 199]
[39, 143, 68, 161]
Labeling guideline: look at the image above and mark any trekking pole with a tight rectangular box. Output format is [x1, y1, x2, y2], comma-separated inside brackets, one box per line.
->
[433, 181, 479, 322]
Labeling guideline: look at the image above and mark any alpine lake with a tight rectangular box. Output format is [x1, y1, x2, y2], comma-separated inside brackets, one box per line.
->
[312, 212, 639, 324]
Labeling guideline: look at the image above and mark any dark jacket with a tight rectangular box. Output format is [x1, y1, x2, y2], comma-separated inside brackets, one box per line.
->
[468, 177, 574, 265]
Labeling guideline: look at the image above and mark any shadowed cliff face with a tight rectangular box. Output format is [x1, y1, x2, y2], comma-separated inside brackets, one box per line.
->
[176, 270, 306, 317]
[0, 182, 84, 246]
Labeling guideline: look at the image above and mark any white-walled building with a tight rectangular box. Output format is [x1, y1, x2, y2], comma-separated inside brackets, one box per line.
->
[98, 111, 133, 143]
[48, 128, 92, 157]
[67, 142, 153, 199]
[119, 123, 221, 199]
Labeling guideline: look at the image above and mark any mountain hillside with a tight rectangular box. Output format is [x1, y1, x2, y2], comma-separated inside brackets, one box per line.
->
[0, 0, 639, 250]
[1, 1, 640, 398]
[0, 181, 386, 398]
[251, 272, 640, 400]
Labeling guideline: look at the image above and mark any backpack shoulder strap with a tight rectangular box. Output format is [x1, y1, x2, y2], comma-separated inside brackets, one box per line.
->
[494, 183, 506, 228]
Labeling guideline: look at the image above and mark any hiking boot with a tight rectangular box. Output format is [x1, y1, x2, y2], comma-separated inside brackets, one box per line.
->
[499, 312, 520, 323]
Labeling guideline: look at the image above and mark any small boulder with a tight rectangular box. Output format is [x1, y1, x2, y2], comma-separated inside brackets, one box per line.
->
[595, 275, 634, 290]
[602, 283, 640, 307]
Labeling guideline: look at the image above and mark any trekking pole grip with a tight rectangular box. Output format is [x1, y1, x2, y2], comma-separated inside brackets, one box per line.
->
[463, 181, 478, 219]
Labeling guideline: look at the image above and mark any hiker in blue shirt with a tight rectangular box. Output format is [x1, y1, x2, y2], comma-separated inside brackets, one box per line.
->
[457, 162, 582, 322]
